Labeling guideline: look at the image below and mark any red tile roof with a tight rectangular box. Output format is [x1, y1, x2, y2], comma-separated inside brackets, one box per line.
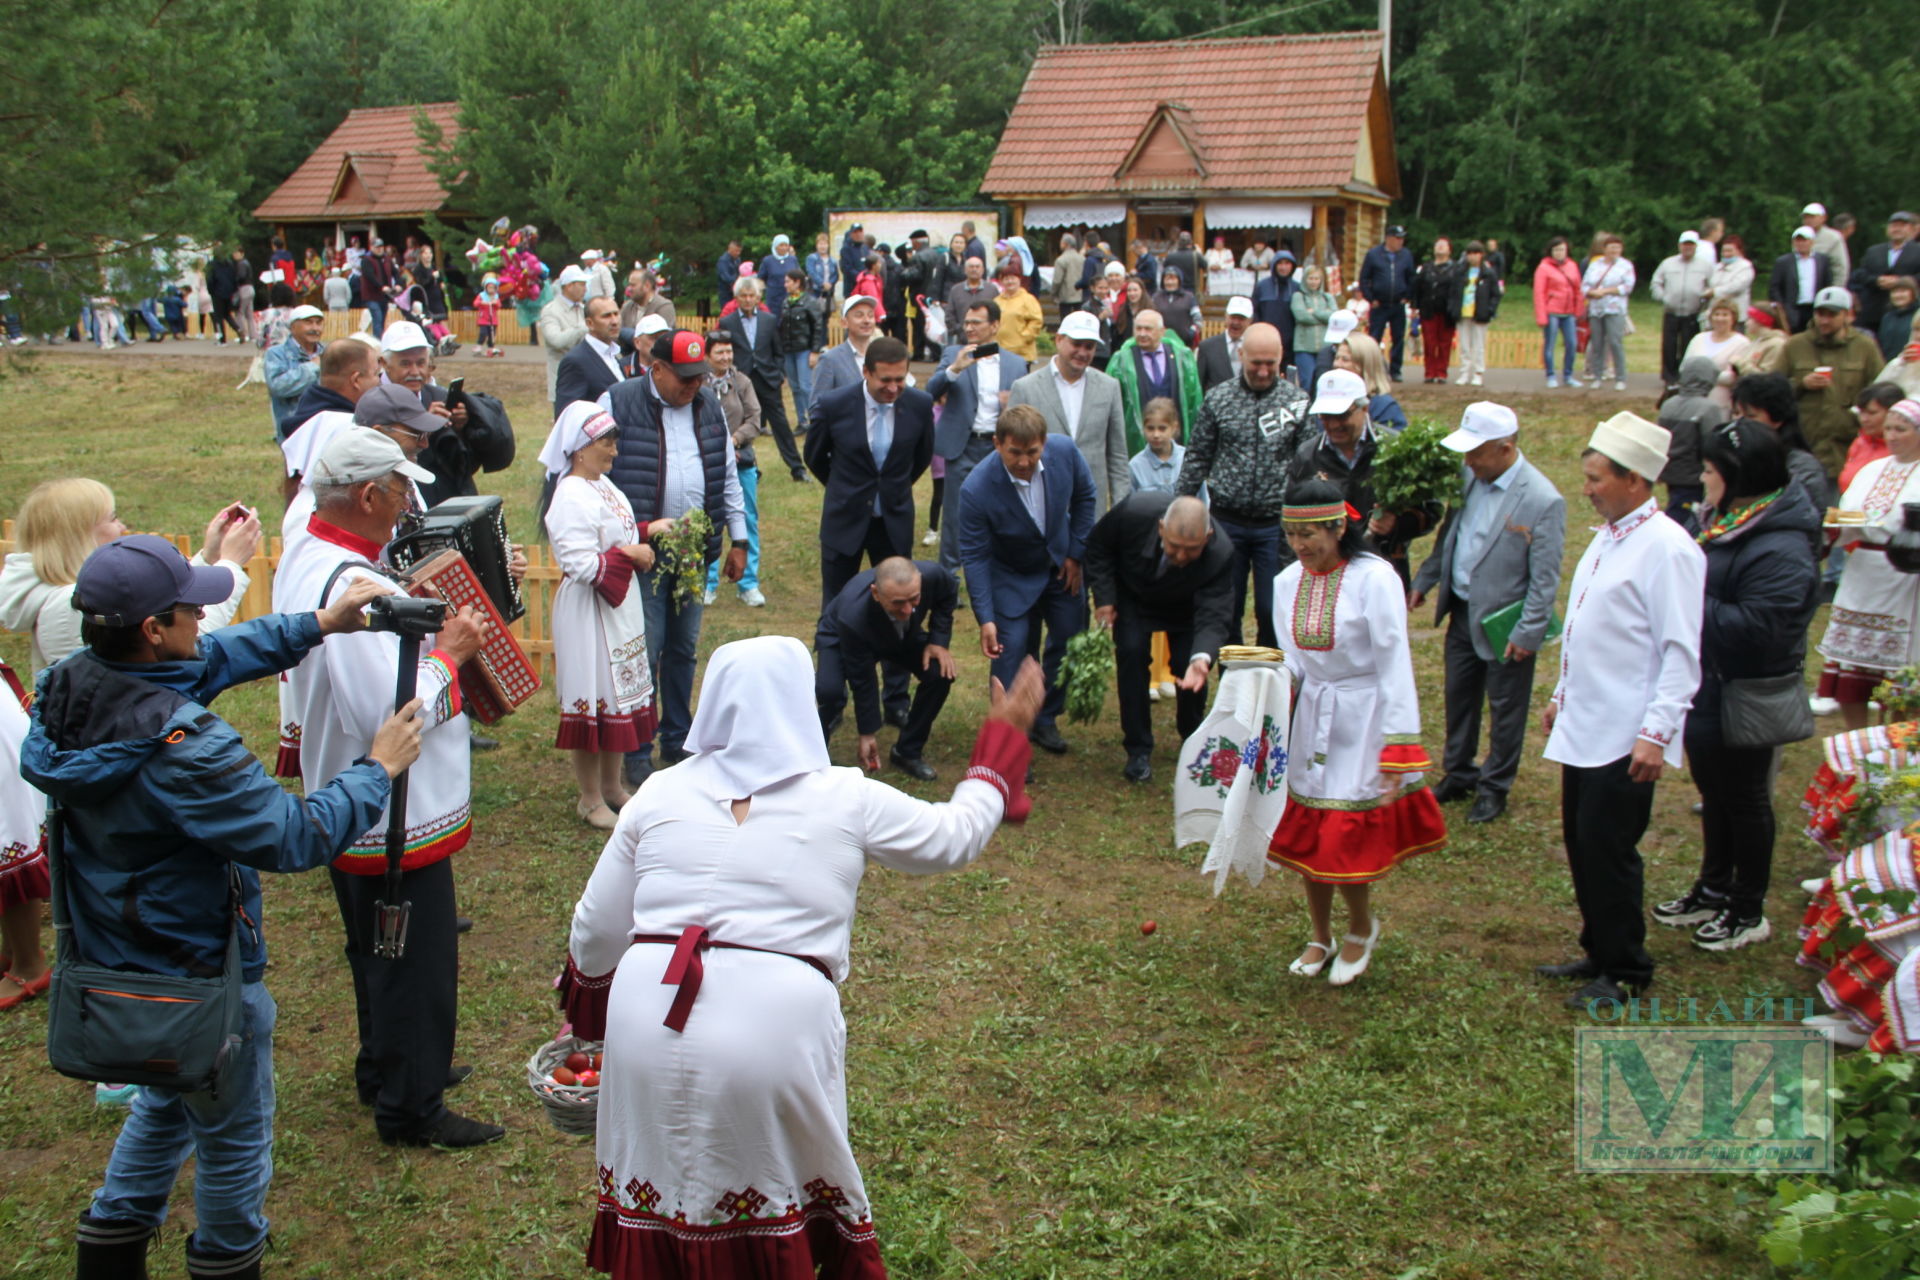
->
[982, 33, 1388, 198]
[254, 103, 464, 222]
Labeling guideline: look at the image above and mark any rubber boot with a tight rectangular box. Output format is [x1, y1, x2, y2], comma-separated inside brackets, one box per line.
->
[186, 1235, 266, 1280]
[76, 1214, 152, 1280]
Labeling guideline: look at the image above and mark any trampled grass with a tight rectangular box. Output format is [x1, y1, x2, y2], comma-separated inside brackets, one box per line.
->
[0, 348, 1815, 1277]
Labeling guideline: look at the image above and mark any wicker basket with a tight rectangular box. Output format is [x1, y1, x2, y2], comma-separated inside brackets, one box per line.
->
[526, 1034, 603, 1137]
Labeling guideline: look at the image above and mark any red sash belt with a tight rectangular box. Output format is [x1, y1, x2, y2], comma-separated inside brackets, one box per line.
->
[633, 927, 834, 1033]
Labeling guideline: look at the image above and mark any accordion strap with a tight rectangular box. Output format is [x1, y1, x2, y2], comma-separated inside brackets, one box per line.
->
[316, 559, 402, 611]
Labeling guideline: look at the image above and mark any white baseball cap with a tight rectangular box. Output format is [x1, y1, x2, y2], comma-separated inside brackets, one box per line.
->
[1308, 368, 1369, 416]
[1325, 310, 1359, 343]
[636, 313, 671, 336]
[1802, 202, 1827, 217]
[581, 249, 604, 262]
[1814, 286, 1854, 312]
[841, 294, 877, 317]
[1224, 296, 1254, 319]
[1442, 402, 1519, 452]
[1057, 311, 1102, 344]
[310, 427, 435, 488]
[1792, 226, 1816, 241]
[378, 320, 429, 353]
[1677, 230, 1700, 245]
[556, 264, 591, 288]
[288, 304, 325, 322]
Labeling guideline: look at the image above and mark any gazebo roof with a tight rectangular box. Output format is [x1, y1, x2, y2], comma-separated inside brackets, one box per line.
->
[254, 103, 464, 222]
[982, 33, 1396, 200]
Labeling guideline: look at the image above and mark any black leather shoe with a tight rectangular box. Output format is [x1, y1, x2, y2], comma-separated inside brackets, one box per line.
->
[624, 755, 655, 788]
[791, 468, 811, 483]
[1565, 975, 1635, 1010]
[1466, 791, 1507, 824]
[469, 732, 500, 752]
[1123, 753, 1152, 783]
[455, 916, 473, 934]
[1030, 724, 1069, 755]
[660, 745, 692, 765]
[884, 705, 911, 730]
[381, 1110, 506, 1148]
[1535, 958, 1599, 980]
[889, 749, 936, 782]
[1431, 778, 1474, 804]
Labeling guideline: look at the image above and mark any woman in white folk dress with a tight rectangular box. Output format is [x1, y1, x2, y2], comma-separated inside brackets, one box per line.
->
[541, 401, 657, 830]
[560, 637, 1042, 1280]
[1817, 398, 1920, 731]
[1266, 480, 1448, 985]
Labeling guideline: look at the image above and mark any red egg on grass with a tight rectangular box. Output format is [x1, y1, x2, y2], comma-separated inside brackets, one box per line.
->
[1141, 920, 1157, 936]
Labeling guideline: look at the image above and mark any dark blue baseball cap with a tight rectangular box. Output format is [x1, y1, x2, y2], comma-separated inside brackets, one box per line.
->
[73, 534, 233, 627]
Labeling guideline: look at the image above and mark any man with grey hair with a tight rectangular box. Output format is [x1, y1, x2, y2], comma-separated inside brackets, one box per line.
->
[1052, 233, 1085, 315]
[1084, 489, 1236, 782]
[813, 555, 959, 780]
[720, 276, 802, 481]
[540, 264, 591, 400]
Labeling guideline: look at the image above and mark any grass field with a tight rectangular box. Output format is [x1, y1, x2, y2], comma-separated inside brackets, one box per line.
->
[0, 348, 1822, 1278]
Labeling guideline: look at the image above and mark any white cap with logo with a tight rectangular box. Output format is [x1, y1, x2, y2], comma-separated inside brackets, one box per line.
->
[1224, 296, 1254, 319]
[1308, 368, 1369, 416]
[378, 320, 430, 353]
[1057, 311, 1102, 344]
[1325, 310, 1359, 344]
[1441, 402, 1519, 452]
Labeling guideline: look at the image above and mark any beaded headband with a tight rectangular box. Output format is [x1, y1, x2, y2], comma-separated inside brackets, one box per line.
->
[1282, 500, 1360, 525]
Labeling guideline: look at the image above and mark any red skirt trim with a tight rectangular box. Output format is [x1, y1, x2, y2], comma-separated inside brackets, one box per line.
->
[1378, 743, 1432, 773]
[1266, 788, 1448, 883]
[331, 812, 471, 875]
[1819, 942, 1896, 1032]
[556, 707, 655, 754]
[1817, 662, 1883, 705]
[587, 1198, 887, 1280]
[0, 839, 50, 910]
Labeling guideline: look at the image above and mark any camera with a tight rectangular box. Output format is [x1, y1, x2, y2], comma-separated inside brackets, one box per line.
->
[365, 593, 447, 639]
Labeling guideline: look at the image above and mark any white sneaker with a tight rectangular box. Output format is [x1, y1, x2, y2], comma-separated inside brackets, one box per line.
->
[921, 529, 939, 546]
[1454, 372, 1470, 386]
[1564, 375, 1582, 388]
[1546, 376, 1559, 389]
[700, 588, 717, 606]
[1157, 682, 1177, 699]
[1470, 373, 1483, 386]
[1809, 695, 1840, 716]
[1148, 685, 1163, 703]
[1614, 380, 1627, 392]
[739, 587, 766, 607]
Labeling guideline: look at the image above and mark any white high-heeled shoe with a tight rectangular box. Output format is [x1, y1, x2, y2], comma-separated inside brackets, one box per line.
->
[1288, 940, 1334, 977]
[1327, 917, 1382, 986]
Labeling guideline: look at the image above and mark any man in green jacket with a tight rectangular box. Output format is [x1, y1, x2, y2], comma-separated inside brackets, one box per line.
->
[1782, 286, 1887, 477]
[1108, 309, 1203, 456]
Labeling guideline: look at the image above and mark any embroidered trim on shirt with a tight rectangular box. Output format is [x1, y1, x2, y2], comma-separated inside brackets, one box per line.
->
[1291, 564, 1345, 651]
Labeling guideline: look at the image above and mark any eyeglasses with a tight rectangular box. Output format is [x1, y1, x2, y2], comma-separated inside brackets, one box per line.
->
[157, 603, 206, 624]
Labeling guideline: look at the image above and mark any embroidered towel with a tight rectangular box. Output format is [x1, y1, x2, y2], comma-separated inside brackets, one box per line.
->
[1174, 662, 1291, 895]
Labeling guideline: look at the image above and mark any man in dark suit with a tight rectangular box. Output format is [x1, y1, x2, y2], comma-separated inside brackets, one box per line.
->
[721, 278, 804, 481]
[957, 404, 1098, 759]
[815, 557, 958, 780]
[1195, 296, 1253, 394]
[553, 296, 625, 415]
[1849, 210, 1920, 336]
[928, 298, 1028, 572]
[1085, 491, 1236, 782]
[1770, 229, 1833, 333]
[805, 336, 936, 607]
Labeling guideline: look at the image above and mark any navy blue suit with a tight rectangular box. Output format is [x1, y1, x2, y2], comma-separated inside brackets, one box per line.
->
[553, 341, 622, 418]
[956, 434, 1097, 732]
[804, 379, 935, 609]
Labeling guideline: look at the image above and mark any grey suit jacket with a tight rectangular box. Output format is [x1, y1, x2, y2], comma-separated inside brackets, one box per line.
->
[810, 342, 865, 410]
[1006, 363, 1130, 512]
[1411, 456, 1566, 662]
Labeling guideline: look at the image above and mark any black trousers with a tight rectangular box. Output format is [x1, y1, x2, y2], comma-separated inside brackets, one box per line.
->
[815, 639, 952, 759]
[209, 297, 240, 341]
[1114, 602, 1205, 756]
[1560, 758, 1657, 987]
[1660, 312, 1701, 384]
[1440, 611, 1537, 797]
[821, 516, 911, 712]
[330, 857, 459, 1137]
[1690, 742, 1778, 916]
[749, 371, 803, 473]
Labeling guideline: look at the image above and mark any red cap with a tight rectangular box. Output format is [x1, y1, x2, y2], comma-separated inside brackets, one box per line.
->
[658, 330, 710, 376]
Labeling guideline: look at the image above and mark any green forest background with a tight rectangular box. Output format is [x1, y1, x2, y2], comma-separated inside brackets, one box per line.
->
[4, 0, 1915, 318]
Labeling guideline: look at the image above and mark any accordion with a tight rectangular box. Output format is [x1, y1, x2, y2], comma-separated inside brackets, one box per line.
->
[399, 550, 540, 724]
[389, 495, 526, 622]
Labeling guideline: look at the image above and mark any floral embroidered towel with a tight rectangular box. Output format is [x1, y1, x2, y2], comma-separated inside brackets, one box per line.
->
[1174, 663, 1291, 895]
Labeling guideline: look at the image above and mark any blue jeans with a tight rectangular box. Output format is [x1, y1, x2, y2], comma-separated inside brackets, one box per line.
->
[92, 982, 277, 1255]
[1541, 315, 1577, 378]
[1292, 350, 1318, 393]
[625, 563, 704, 769]
[365, 297, 387, 337]
[707, 467, 761, 593]
[783, 352, 814, 427]
[1213, 515, 1282, 649]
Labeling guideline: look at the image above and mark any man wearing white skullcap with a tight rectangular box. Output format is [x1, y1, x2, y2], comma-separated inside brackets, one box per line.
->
[1537, 411, 1704, 1010]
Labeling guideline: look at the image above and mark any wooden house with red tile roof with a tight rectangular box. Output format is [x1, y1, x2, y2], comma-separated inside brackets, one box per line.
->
[254, 103, 466, 251]
[982, 33, 1397, 283]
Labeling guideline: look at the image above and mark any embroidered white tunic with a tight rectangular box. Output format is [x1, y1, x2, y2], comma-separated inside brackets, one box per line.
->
[1820, 454, 1920, 672]
[544, 475, 653, 750]
[272, 519, 472, 872]
[1545, 499, 1705, 769]
[0, 664, 48, 909]
[567, 764, 1009, 1269]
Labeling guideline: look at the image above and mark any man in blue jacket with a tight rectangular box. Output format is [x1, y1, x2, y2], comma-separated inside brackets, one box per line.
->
[957, 404, 1098, 760]
[1360, 224, 1415, 381]
[21, 535, 423, 1280]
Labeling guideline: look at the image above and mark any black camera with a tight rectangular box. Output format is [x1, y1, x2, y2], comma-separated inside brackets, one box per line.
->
[365, 593, 447, 639]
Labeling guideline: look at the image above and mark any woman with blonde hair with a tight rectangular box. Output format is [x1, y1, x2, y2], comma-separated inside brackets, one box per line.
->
[0, 479, 260, 675]
[1683, 297, 1753, 410]
[1332, 331, 1409, 431]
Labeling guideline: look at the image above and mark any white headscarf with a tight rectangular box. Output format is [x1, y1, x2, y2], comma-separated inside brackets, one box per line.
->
[538, 400, 617, 480]
[676, 636, 832, 800]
